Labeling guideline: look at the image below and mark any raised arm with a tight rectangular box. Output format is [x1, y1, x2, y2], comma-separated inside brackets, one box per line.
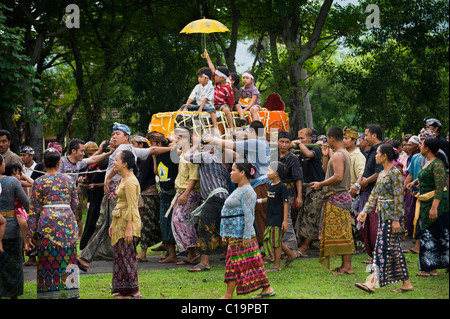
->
[204, 50, 216, 74]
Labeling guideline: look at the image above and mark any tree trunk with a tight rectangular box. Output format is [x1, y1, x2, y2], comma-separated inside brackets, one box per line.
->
[282, 0, 333, 135]
[288, 62, 305, 136]
[301, 68, 314, 129]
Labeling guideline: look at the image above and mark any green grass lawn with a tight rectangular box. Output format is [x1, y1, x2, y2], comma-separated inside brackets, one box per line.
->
[20, 251, 449, 299]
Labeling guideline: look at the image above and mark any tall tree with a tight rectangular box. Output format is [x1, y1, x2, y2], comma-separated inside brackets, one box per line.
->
[332, 0, 449, 137]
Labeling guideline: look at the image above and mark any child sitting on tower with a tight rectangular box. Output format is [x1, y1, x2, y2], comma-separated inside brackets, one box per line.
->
[204, 50, 240, 132]
[239, 70, 261, 121]
[180, 67, 218, 132]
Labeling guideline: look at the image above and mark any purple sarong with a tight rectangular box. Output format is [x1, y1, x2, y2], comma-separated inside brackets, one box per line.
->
[352, 190, 378, 257]
[404, 191, 419, 239]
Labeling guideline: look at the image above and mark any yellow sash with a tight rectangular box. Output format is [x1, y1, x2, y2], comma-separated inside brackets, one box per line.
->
[413, 187, 447, 237]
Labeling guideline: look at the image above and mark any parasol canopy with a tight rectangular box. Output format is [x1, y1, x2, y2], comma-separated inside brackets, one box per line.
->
[180, 18, 230, 34]
[180, 18, 230, 54]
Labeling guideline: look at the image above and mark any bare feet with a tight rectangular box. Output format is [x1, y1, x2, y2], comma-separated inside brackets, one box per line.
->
[158, 256, 178, 263]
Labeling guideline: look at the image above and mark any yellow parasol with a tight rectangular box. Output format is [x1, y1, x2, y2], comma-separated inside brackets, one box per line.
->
[180, 18, 230, 53]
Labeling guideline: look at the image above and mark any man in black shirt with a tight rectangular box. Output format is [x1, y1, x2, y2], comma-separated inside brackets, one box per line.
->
[148, 131, 179, 263]
[136, 137, 162, 262]
[353, 124, 383, 260]
[277, 131, 303, 251]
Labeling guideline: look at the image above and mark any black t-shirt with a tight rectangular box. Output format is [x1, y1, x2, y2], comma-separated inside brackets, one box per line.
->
[299, 146, 324, 183]
[30, 162, 45, 180]
[437, 134, 449, 159]
[138, 155, 156, 190]
[266, 182, 288, 227]
[363, 143, 383, 192]
[156, 151, 179, 198]
[86, 161, 107, 204]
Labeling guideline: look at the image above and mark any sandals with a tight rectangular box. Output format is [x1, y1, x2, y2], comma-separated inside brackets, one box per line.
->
[252, 291, 276, 299]
[284, 251, 301, 267]
[188, 263, 210, 272]
[176, 254, 201, 265]
[266, 267, 281, 272]
[77, 259, 88, 272]
[355, 283, 375, 294]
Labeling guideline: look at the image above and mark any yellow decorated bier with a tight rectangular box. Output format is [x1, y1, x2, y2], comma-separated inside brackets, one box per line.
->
[147, 109, 289, 138]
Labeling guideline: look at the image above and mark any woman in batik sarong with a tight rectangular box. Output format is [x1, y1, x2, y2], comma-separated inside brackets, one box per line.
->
[220, 161, 275, 299]
[27, 148, 80, 299]
[415, 138, 449, 277]
[108, 150, 142, 299]
[355, 144, 413, 293]
[0, 154, 30, 299]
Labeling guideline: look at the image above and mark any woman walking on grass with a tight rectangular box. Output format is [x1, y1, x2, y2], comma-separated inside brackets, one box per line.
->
[109, 150, 142, 299]
[355, 144, 413, 294]
[220, 161, 275, 299]
[414, 138, 449, 277]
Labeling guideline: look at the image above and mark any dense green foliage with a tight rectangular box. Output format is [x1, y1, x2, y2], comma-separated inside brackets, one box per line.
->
[1, 0, 448, 152]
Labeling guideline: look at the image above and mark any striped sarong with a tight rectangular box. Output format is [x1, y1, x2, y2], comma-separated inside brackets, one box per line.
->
[262, 226, 283, 259]
[224, 236, 270, 295]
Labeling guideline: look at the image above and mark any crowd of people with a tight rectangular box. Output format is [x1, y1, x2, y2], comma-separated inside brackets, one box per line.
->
[0, 54, 449, 300]
[0, 114, 448, 300]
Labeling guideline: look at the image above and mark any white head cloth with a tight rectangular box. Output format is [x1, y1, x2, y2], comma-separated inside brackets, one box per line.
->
[215, 70, 231, 85]
[408, 135, 420, 145]
[242, 72, 254, 80]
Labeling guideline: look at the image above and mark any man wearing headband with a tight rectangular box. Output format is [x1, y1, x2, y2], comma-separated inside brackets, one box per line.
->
[84, 141, 99, 157]
[343, 127, 366, 198]
[147, 131, 180, 263]
[204, 50, 237, 131]
[180, 67, 217, 131]
[343, 127, 366, 253]
[19, 146, 36, 181]
[402, 135, 422, 252]
[171, 126, 202, 265]
[78, 122, 156, 270]
[424, 117, 449, 158]
[130, 135, 149, 149]
[239, 70, 261, 121]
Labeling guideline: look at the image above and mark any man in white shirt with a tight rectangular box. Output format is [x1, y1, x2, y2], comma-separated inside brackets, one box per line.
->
[78, 122, 153, 271]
